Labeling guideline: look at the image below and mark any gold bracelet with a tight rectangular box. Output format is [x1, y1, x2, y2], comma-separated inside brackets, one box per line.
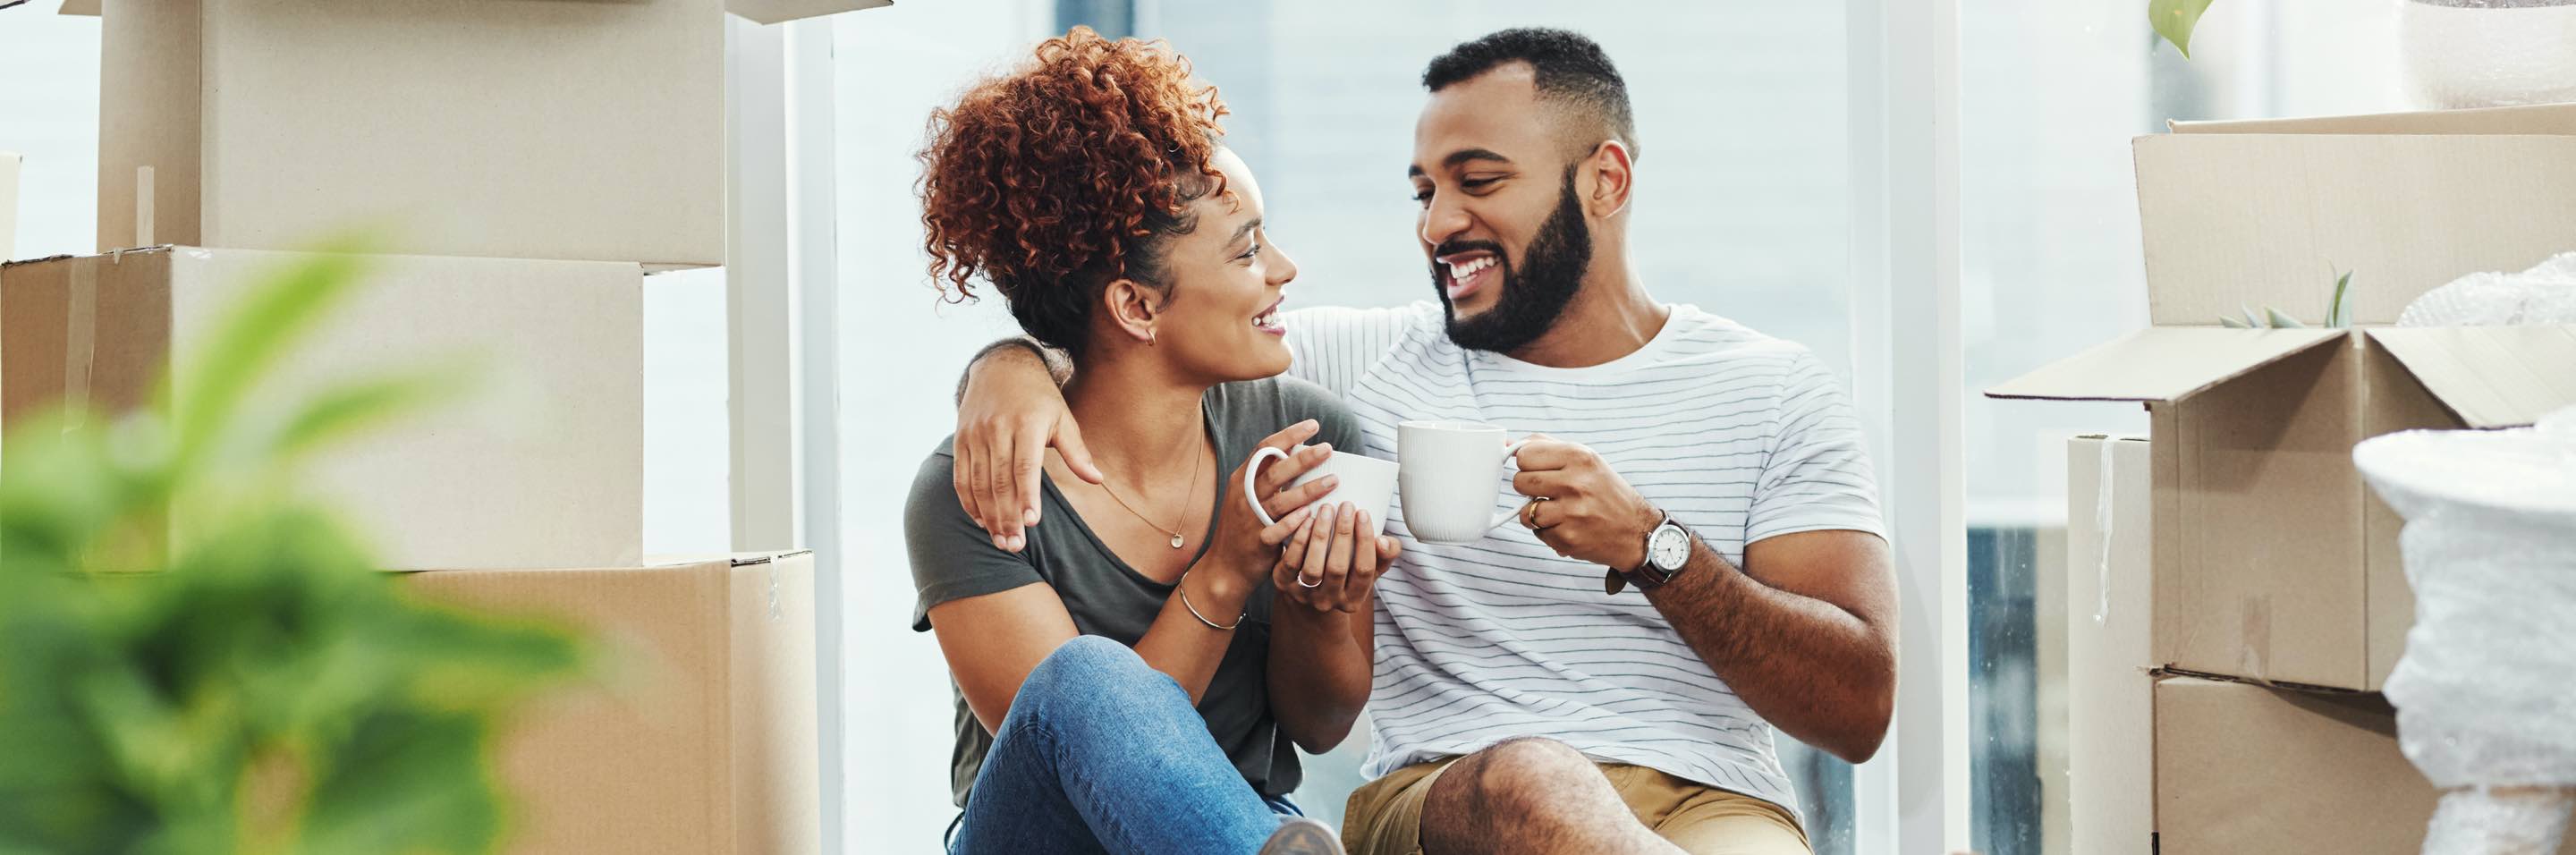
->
[1176, 571, 1243, 631]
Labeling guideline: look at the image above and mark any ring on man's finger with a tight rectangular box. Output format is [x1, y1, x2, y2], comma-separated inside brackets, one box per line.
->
[1521, 496, 1554, 529]
[1297, 573, 1324, 588]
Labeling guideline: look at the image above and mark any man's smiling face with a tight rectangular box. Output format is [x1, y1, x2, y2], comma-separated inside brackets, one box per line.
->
[1409, 63, 1592, 354]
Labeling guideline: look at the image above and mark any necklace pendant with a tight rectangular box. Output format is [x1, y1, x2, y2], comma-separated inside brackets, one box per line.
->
[1170, 533, 1186, 549]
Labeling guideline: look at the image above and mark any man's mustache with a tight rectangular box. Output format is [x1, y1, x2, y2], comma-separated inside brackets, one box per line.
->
[1430, 240, 1508, 263]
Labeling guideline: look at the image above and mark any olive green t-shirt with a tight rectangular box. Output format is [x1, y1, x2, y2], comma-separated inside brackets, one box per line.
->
[905, 377, 1367, 808]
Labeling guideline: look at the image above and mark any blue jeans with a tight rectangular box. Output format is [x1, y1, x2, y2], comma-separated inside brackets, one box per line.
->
[947, 635, 1301, 855]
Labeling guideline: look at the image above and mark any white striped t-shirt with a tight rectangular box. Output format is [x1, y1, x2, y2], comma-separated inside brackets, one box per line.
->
[1283, 301, 1884, 817]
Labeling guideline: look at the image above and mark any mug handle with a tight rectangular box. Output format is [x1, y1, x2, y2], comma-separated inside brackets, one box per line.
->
[1245, 445, 1291, 526]
[1485, 437, 1535, 532]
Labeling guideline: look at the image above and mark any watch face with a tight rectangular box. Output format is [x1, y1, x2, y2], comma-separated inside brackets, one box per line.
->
[1648, 524, 1690, 571]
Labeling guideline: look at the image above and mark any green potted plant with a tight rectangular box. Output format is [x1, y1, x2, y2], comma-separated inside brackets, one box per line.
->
[0, 243, 588, 854]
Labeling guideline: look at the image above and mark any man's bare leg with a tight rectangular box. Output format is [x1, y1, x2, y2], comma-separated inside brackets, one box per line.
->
[1419, 738, 1683, 855]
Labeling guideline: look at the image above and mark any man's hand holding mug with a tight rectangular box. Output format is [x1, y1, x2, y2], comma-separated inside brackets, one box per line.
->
[1508, 435, 1663, 572]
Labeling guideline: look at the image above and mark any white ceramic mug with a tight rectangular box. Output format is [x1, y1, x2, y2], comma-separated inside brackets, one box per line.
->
[1397, 420, 1532, 545]
[1244, 445, 1397, 535]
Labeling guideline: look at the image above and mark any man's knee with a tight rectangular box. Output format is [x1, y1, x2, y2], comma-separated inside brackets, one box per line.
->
[1468, 738, 1594, 784]
[1439, 738, 1599, 816]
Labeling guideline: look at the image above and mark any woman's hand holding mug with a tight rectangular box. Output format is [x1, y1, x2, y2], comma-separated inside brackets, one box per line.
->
[1274, 503, 1402, 613]
[1245, 433, 1401, 612]
[1203, 420, 1343, 588]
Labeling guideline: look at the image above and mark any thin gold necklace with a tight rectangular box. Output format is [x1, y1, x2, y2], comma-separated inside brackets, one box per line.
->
[1097, 428, 1205, 549]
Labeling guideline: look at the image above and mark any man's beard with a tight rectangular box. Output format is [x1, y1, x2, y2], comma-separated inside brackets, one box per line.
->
[1436, 168, 1591, 354]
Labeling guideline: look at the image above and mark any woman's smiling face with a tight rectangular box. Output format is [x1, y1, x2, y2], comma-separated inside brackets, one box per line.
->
[1128, 147, 1299, 384]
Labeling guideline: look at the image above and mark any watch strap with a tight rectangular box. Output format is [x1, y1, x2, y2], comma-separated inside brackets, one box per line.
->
[1605, 512, 1681, 595]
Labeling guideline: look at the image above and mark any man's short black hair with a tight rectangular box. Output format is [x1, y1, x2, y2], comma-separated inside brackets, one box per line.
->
[1422, 28, 1638, 159]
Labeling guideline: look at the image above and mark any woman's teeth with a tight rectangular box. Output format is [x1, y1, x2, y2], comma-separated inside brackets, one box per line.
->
[1252, 308, 1281, 327]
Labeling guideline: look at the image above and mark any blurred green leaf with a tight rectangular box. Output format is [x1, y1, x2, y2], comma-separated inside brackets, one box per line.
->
[165, 241, 377, 476]
[267, 365, 477, 464]
[0, 237, 585, 855]
[2152, 0, 2217, 58]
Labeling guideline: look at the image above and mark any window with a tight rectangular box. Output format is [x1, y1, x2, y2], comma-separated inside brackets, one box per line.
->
[834, 1, 1868, 849]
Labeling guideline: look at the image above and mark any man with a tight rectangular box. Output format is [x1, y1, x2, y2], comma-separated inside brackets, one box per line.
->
[945, 28, 1894, 855]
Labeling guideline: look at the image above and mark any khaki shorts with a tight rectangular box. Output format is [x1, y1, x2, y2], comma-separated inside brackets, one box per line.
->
[1342, 757, 1811, 855]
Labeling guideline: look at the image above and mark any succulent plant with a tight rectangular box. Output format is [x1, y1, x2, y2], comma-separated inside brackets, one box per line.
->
[2218, 269, 2355, 329]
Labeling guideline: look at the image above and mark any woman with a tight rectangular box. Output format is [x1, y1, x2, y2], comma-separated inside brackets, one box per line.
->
[903, 27, 1398, 855]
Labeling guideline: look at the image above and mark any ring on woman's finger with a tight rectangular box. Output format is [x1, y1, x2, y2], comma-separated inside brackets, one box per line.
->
[1297, 573, 1324, 588]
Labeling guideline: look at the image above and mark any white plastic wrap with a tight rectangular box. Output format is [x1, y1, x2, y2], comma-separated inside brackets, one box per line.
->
[2400, 0, 2576, 109]
[2423, 788, 2576, 854]
[2400, 251, 2576, 327]
[2356, 407, 2576, 854]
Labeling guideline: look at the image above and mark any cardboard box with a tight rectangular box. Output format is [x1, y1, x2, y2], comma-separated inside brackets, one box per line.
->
[1990, 104, 2576, 690]
[0, 247, 643, 570]
[400, 552, 820, 855]
[1, 152, 18, 262]
[2151, 677, 2576, 855]
[2140, 105, 2576, 328]
[95, 0, 725, 267]
[2065, 436, 2153, 855]
[2171, 102, 2576, 136]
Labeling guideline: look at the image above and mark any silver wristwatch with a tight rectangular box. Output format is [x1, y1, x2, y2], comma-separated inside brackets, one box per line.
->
[1606, 511, 1692, 595]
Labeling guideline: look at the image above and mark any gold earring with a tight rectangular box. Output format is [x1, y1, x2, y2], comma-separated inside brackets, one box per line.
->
[1148, 328, 1158, 345]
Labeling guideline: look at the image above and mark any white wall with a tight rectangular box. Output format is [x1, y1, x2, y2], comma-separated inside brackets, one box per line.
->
[2, 10, 102, 261]
[829, 1, 1049, 848]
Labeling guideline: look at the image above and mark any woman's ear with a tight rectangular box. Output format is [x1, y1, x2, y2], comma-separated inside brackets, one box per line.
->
[1102, 278, 1162, 345]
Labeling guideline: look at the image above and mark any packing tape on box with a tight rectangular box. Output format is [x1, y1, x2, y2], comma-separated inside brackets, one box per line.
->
[2239, 597, 2273, 685]
[62, 258, 96, 431]
[767, 557, 784, 622]
[2093, 444, 2115, 624]
[134, 166, 153, 250]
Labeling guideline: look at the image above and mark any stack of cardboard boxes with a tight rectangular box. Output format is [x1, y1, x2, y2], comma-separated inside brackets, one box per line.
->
[2, 2, 883, 851]
[1993, 104, 2576, 852]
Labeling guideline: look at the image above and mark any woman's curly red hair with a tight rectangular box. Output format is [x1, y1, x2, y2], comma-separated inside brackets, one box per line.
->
[917, 27, 1230, 357]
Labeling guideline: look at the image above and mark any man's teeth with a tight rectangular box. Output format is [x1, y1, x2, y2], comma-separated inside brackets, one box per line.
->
[1446, 256, 1497, 280]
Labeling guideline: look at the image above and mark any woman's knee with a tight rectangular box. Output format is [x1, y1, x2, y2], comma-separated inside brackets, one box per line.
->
[1018, 636, 1158, 710]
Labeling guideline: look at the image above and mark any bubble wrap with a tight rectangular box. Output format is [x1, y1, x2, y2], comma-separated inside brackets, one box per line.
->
[2424, 788, 2576, 855]
[2400, 251, 2576, 327]
[2401, 0, 2576, 109]
[2357, 409, 2576, 853]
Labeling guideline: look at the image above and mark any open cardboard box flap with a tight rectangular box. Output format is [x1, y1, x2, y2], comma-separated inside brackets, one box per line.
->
[2369, 326, 2576, 428]
[1991, 325, 2576, 430]
[2172, 102, 2576, 136]
[1986, 327, 2342, 403]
